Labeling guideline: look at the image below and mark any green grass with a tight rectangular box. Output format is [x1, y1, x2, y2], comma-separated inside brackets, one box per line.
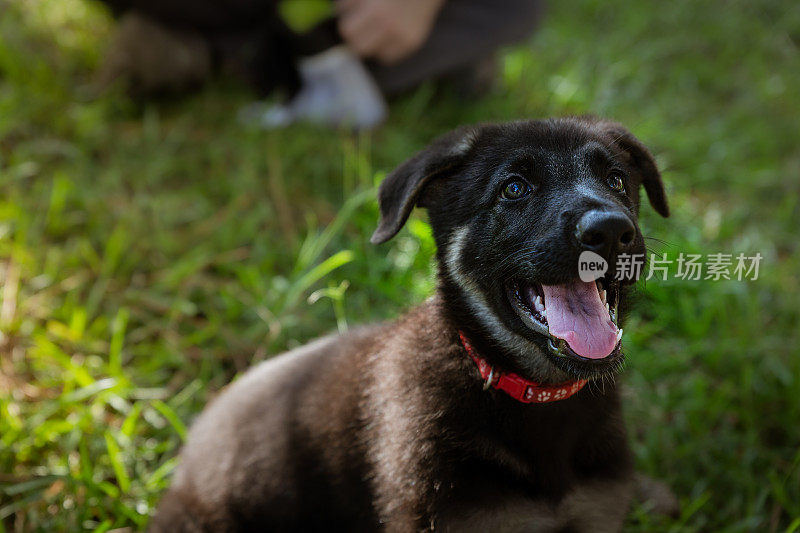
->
[1, 0, 799, 530]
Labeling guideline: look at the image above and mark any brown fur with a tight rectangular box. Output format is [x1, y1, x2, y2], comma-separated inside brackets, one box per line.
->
[151, 299, 638, 532]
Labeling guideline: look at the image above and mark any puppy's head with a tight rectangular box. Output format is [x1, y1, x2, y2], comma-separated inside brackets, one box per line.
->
[373, 118, 668, 382]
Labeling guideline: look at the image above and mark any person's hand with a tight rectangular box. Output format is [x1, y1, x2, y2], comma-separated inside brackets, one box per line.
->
[338, 0, 445, 64]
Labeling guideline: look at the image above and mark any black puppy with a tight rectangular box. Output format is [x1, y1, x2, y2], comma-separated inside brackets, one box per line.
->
[151, 117, 673, 532]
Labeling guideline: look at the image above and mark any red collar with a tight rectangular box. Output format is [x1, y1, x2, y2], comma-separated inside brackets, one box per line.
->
[459, 331, 587, 404]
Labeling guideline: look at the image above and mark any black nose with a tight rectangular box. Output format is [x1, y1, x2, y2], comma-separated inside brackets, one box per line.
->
[575, 210, 636, 258]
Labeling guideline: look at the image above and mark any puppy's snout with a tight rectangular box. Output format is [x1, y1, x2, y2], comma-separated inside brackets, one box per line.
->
[575, 210, 636, 259]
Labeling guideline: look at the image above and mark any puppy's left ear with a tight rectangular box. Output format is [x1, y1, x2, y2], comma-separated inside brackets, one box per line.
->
[597, 121, 670, 218]
[371, 127, 479, 244]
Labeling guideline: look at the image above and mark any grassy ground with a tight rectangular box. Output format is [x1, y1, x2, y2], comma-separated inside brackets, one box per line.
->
[1, 0, 799, 531]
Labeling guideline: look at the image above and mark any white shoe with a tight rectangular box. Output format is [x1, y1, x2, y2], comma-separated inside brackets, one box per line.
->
[239, 46, 387, 130]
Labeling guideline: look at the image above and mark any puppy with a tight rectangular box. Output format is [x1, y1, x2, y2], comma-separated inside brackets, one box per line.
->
[151, 117, 672, 532]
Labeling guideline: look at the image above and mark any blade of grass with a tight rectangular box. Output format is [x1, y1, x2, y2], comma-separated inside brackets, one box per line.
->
[103, 431, 130, 493]
[109, 307, 129, 375]
[295, 188, 373, 273]
[282, 250, 354, 313]
[151, 400, 187, 442]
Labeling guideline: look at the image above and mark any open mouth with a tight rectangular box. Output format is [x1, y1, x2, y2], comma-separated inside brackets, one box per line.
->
[507, 278, 622, 363]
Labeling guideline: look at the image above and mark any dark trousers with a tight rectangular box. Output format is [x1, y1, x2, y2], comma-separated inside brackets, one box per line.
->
[99, 0, 544, 94]
[371, 0, 544, 93]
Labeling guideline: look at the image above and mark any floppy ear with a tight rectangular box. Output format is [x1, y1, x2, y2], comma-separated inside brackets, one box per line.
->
[371, 127, 479, 244]
[596, 121, 670, 218]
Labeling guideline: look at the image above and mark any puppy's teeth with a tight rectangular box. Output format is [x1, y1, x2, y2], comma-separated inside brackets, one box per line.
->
[617, 329, 623, 342]
[600, 289, 606, 303]
[605, 302, 610, 313]
[541, 310, 546, 318]
[535, 296, 543, 310]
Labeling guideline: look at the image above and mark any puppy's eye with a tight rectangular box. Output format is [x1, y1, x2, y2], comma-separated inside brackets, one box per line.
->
[501, 178, 530, 200]
[606, 172, 626, 193]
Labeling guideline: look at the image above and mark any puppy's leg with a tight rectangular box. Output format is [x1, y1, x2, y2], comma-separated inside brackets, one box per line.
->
[560, 478, 635, 533]
[634, 473, 680, 517]
[148, 487, 227, 533]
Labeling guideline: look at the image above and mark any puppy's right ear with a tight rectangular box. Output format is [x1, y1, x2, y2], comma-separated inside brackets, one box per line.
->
[371, 127, 479, 244]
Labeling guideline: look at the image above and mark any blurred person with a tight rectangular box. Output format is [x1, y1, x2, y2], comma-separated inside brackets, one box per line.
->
[97, 0, 544, 128]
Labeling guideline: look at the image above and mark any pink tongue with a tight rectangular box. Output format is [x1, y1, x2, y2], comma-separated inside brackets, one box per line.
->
[541, 281, 619, 359]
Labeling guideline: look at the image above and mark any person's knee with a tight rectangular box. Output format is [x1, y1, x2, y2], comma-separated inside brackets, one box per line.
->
[469, 0, 545, 42]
